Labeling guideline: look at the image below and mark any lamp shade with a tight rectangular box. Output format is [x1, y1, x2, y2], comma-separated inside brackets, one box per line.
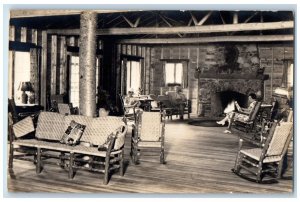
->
[19, 81, 33, 92]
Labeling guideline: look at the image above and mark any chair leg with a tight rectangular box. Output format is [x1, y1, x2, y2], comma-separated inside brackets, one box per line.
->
[119, 150, 124, 176]
[68, 152, 74, 179]
[36, 148, 42, 174]
[277, 159, 284, 179]
[60, 152, 65, 169]
[160, 149, 165, 164]
[256, 162, 263, 182]
[104, 155, 110, 185]
[9, 144, 14, 170]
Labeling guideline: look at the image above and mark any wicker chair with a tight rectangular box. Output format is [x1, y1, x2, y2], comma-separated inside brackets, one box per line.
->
[131, 111, 166, 164]
[232, 121, 293, 183]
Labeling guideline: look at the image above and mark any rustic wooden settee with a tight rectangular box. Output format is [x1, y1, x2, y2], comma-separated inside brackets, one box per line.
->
[9, 111, 128, 185]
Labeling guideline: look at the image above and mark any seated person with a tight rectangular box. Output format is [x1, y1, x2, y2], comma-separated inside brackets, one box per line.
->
[124, 89, 141, 114]
[167, 86, 187, 119]
[217, 93, 258, 133]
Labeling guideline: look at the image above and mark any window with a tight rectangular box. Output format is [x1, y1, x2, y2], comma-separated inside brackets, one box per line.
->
[282, 60, 293, 89]
[69, 56, 79, 108]
[164, 61, 188, 88]
[13, 51, 31, 104]
[126, 60, 141, 94]
[69, 56, 100, 108]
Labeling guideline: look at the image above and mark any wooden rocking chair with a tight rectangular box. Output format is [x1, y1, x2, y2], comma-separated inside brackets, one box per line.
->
[131, 111, 166, 164]
[232, 121, 293, 183]
[232, 101, 262, 133]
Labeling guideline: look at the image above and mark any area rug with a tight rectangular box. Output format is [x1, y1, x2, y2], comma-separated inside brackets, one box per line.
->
[187, 119, 227, 127]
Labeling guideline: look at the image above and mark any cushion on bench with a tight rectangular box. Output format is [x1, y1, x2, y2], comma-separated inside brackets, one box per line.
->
[35, 112, 65, 141]
[80, 116, 125, 146]
[13, 116, 35, 138]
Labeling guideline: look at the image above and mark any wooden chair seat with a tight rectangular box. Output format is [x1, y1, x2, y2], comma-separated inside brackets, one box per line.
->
[137, 141, 162, 148]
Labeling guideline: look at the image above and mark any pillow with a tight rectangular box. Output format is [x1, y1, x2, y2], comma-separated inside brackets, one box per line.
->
[97, 133, 116, 151]
[13, 116, 35, 138]
[60, 120, 86, 146]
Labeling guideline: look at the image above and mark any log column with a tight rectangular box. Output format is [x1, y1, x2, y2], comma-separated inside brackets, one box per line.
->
[79, 11, 97, 117]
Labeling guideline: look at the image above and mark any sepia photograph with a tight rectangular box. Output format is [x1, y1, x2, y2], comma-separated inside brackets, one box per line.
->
[3, 2, 296, 197]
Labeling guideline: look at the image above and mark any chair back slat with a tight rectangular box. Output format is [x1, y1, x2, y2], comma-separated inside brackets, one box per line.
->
[266, 122, 293, 157]
[139, 112, 161, 141]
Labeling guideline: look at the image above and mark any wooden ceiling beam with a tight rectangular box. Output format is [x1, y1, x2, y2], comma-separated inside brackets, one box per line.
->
[47, 21, 294, 36]
[117, 34, 294, 44]
[10, 10, 135, 18]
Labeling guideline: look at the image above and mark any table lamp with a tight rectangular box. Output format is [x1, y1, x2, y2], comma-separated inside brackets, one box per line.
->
[19, 81, 33, 104]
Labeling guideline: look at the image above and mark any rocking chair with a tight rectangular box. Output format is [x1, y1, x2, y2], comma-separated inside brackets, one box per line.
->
[131, 111, 166, 164]
[232, 101, 262, 133]
[232, 121, 293, 183]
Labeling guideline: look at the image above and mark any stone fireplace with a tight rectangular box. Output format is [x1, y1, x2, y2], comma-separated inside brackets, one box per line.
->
[198, 77, 265, 117]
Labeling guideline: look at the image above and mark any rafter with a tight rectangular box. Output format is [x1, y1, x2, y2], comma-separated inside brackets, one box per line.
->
[134, 17, 141, 28]
[122, 15, 142, 28]
[219, 12, 226, 24]
[244, 12, 258, 23]
[122, 15, 135, 27]
[159, 14, 183, 37]
[190, 12, 198, 25]
[198, 11, 213, 26]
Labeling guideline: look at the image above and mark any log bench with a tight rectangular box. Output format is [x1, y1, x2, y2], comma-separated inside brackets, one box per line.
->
[9, 111, 128, 184]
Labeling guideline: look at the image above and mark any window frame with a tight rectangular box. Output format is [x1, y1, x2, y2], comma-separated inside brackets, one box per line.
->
[161, 59, 189, 88]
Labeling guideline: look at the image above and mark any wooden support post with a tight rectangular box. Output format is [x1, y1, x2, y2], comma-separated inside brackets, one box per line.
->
[31, 29, 38, 45]
[9, 26, 15, 41]
[50, 35, 57, 95]
[233, 12, 238, 24]
[79, 11, 97, 117]
[40, 31, 47, 109]
[59, 36, 67, 94]
[20, 27, 27, 42]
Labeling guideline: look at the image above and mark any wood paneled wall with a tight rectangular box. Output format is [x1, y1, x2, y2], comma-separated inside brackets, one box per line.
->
[148, 43, 293, 115]
[9, 25, 294, 114]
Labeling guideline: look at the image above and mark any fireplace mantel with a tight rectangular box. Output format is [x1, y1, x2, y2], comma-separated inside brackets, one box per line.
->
[198, 73, 269, 80]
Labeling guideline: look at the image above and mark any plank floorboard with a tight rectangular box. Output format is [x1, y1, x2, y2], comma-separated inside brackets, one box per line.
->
[7, 119, 293, 194]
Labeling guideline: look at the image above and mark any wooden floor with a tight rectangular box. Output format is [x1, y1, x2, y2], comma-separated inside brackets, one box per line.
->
[7, 118, 293, 194]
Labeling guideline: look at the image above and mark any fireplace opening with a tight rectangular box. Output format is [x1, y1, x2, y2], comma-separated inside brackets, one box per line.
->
[212, 90, 249, 117]
[219, 91, 248, 109]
